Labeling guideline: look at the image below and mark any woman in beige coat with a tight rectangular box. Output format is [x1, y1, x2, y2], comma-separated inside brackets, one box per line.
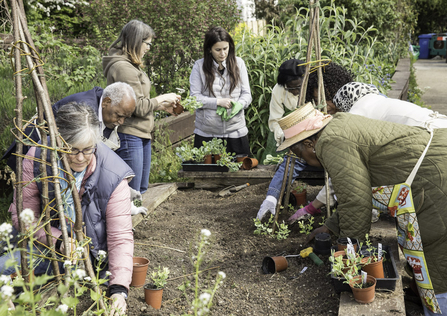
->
[103, 20, 180, 193]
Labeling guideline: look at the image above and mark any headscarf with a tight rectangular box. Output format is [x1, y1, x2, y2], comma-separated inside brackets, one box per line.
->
[277, 59, 305, 86]
[333, 82, 380, 112]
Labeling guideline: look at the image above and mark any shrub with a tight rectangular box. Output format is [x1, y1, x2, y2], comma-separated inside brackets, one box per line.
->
[81, 0, 241, 94]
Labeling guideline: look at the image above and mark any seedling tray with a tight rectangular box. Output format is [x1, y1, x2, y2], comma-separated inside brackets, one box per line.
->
[331, 245, 399, 293]
[182, 163, 229, 172]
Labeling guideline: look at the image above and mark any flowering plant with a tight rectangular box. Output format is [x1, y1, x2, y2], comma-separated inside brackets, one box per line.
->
[150, 266, 170, 289]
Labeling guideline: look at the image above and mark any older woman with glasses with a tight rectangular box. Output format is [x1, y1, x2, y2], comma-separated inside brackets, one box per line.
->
[103, 19, 180, 194]
[3, 102, 134, 315]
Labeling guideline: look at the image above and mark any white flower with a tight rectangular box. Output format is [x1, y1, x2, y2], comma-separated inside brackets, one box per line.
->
[76, 246, 84, 254]
[105, 271, 112, 276]
[56, 304, 69, 313]
[0, 223, 12, 241]
[97, 250, 107, 260]
[199, 292, 211, 304]
[74, 269, 86, 279]
[176, 88, 186, 94]
[63, 260, 72, 267]
[200, 229, 211, 238]
[84, 276, 92, 282]
[197, 307, 210, 316]
[1, 285, 14, 298]
[19, 208, 35, 226]
[218, 271, 226, 279]
[0, 275, 11, 285]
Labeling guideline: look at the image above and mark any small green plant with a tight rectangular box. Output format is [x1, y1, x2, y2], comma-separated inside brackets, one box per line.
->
[181, 95, 203, 114]
[319, 216, 326, 226]
[253, 215, 291, 240]
[291, 181, 307, 194]
[362, 233, 386, 262]
[215, 151, 241, 172]
[263, 154, 284, 165]
[150, 266, 170, 289]
[298, 216, 314, 235]
[175, 142, 205, 163]
[203, 138, 226, 155]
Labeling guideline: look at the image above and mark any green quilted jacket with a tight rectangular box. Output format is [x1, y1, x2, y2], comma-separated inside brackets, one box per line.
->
[317, 113, 447, 294]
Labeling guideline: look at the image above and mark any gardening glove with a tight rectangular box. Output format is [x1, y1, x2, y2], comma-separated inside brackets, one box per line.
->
[288, 203, 322, 224]
[256, 195, 277, 220]
[131, 201, 148, 216]
[228, 101, 244, 120]
[110, 293, 127, 316]
[129, 187, 142, 201]
[216, 106, 228, 121]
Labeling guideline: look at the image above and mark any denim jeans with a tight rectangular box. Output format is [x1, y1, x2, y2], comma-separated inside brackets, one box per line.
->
[423, 292, 447, 316]
[266, 155, 322, 200]
[0, 245, 52, 276]
[115, 133, 151, 194]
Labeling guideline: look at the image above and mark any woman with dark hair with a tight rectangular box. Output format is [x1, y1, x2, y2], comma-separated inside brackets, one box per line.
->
[103, 20, 180, 194]
[256, 62, 353, 220]
[189, 26, 252, 156]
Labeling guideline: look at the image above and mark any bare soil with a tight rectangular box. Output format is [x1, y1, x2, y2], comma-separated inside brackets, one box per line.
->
[127, 182, 340, 316]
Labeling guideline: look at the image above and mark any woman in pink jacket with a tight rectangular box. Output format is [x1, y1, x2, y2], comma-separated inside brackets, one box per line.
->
[3, 102, 134, 315]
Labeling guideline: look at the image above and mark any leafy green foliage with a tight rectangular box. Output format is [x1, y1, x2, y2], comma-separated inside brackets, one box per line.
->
[80, 0, 241, 94]
[253, 214, 291, 240]
[150, 266, 170, 289]
[298, 216, 314, 235]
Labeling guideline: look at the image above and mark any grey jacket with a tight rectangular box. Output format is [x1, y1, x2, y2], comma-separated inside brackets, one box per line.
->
[189, 57, 252, 138]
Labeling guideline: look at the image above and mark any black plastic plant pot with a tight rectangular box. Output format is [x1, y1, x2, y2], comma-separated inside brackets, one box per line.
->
[314, 232, 332, 255]
[337, 237, 359, 251]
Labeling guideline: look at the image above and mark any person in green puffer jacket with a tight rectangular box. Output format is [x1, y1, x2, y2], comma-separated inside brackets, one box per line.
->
[276, 104, 447, 315]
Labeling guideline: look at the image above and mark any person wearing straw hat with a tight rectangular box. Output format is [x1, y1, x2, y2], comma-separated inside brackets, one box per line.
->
[278, 104, 447, 316]
[256, 63, 353, 220]
[289, 81, 447, 223]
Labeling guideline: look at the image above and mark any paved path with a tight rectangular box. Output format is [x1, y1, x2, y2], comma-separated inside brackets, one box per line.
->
[413, 58, 447, 114]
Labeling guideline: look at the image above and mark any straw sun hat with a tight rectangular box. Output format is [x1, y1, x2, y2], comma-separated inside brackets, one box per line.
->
[276, 103, 332, 152]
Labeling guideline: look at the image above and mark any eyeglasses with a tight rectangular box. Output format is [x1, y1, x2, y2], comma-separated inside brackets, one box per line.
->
[143, 41, 152, 47]
[68, 146, 97, 156]
[285, 85, 302, 91]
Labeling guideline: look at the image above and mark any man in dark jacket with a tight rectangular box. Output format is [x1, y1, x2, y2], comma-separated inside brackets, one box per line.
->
[3, 82, 136, 172]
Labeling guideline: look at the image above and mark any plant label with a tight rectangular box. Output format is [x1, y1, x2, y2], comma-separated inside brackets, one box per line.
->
[361, 271, 367, 285]
[378, 243, 382, 261]
[346, 237, 355, 256]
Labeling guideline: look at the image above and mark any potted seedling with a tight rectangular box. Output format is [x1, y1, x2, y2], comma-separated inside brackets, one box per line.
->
[175, 143, 205, 164]
[360, 234, 385, 278]
[144, 266, 170, 309]
[290, 181, 308, 208]
[216, 151, 242, 172]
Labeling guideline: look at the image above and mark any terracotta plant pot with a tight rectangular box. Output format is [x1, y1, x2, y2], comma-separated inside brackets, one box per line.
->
[204, 154, 213, 164]
[173, 103, 184, 115]
[314, 232, 332, 255]
[348, 275, 376, 303]
[290, 189, 307, 208]
[242, 157, 258, 170]
[213, 154, 221, 163]
[144, 283, 164, 309]
[337, 237, 358, 252]
[130, 257, 150, 288]
[362, 258, 385, 279]
[236, 155, 247, 163]
[262, 256, 288, 274]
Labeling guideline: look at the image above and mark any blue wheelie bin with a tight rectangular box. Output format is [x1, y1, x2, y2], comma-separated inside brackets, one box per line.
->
[418, 33, 435, 59]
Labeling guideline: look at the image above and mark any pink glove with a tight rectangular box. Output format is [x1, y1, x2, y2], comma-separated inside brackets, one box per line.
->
[288, 203, 321, 223]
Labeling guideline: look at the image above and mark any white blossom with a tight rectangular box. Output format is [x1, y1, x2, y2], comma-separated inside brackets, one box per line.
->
[84, 276, 92, 282]
[20, 208, 35, 226]
[0, 223, 12, 241]
[1, 285, 14, 298]
[200, 229, 211, 238]
[97, 250, 107, 260]
[105, 271, 112, 276]
[63, 260, 72, 267]
[199, 292, 211, 304]
[76, 246, 84, 255]
[0, 275, 11, 285]
[218, 271, 226, 279]
[56, 304, 69, 313]
[74, 269, 86, 279]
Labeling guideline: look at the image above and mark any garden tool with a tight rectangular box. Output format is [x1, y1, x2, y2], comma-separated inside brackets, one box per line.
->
[218, 183, 250, 197]
[299, 247, 323, 266]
